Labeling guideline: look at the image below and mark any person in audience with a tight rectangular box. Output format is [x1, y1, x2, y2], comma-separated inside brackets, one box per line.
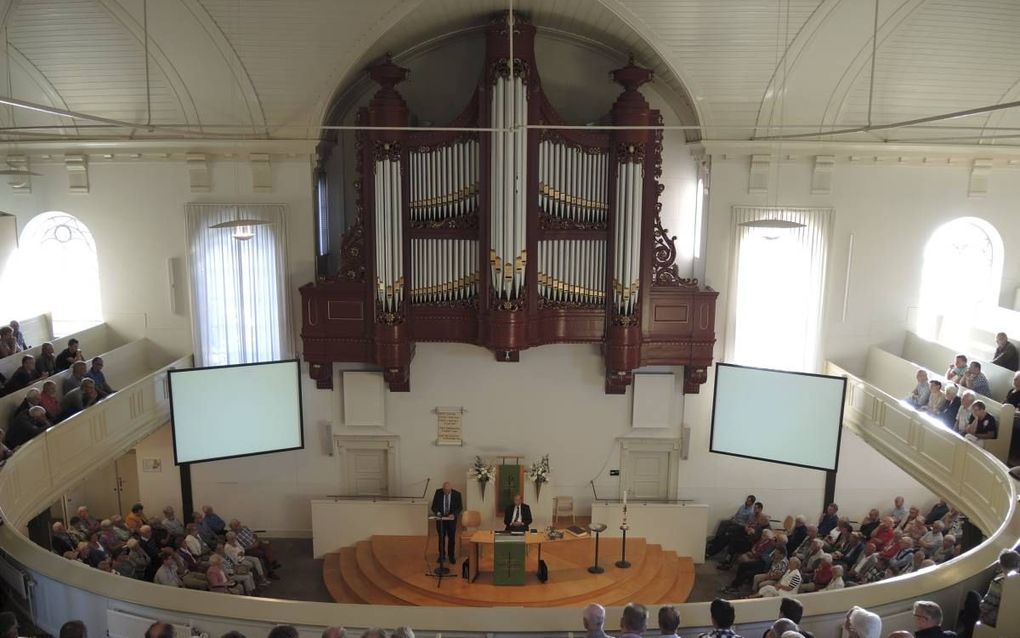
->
[110, 515, 132, 542]
[582, 603, 613, 638]
[955, 392, 976, 434]
[0, 326, 18, 358]
[960, 361, 991, 397]
[823, 564, 844, 590]
[938, 385, 961, 428]
[98, 519, 124, 552]
[707, 495, 757, 557]
[880, 530, 908, 561]
[932, 535, 957, 564]
[859, 509, 881, 538]
[76, 506, 101, 535]
[6, 355, 42, 393]
[786, 516, 808, 554]
[137, 525, 162, 580]
[907, 370, 931, 408]
[154, 553, 184, 587]
[729, 532, 783, 592]
[912, 600, 954, 638]
[871, 517, 897, 550]
[185, 523, 209, 556]
[888, 497, 908, 525]
[37, 342, 56, 377]
[14, 388, 41, 418]
[751, 546, 789, 593]
[817, 503, 839, 537]
[322, 628, 346, 638]
[618, 603, 647, 638]
[955, 590, 981, 638]
[906, 516, 928, 542]
[734, 529, 777, 568]
[225, 531, 268, 583]
[112, 550, 135, 578]
[765, 619, 797, 638]
[59, 620, 86, 638]
[886, 538, 916, 576]
[897, 506, 921, 532]
[6, 405, 51, 448]
[1008, 371, 1020, 410]
[963, 400, 997, 446]
[228, 518, 280, 573]
[126, 503, 148, 531]
[847, 542, 879, 584]
[834, 532, 865, 569]
[791, 526, 818, 563]
[925, 499, 949, 524]
[799, 554, 833, 592]
[391, 629, 413, 638]
[63, 360, 88, 394]
[215, 542, 259, 594]
[919, 521, 945, 553]
[39, 380, 60, 421]
[8, 321, 28, 351]
[162, 506, 185, 538]
[992, 332, 1019, 371]
[86, 357, 115, 398]
[51, 522, 77, 555]
[60, 378, 99, 419]
[798, 539, 825, 573]
[80, 534, 109, 567]
[202, 504, 227, 535]
[55, 338, 84, 372]
[698, 598, 743, 638]
[921, 380, 946, 414]
[902, 549, 929, 575]
[171, 541, 209, 589]
[978, 548, 1020, 627]
[719, 501, 770, 567]
[756, 557, 801, 598]
[942, 509, 964, 539]
[760, 599, 814, 638]
[193, 512, 220, 548]
[825, 518, 853, 554]
[360, 631, 386, 638]
[177, 535, 208, 571]
[267, 628, 299, 638]
[657, 606, 681, 638]
[206, 554, 242, 594]
[946, 355, 969, 384]
[125, 538, 151, 579]
[843, 606, 881, 638]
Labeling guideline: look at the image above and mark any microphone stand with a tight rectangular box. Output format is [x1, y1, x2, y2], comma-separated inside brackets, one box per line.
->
[427, 514, 451, 588]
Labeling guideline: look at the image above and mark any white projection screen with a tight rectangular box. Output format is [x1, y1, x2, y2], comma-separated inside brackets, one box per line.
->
[710, 363, 847, 472]
[169, 360, 304, 464]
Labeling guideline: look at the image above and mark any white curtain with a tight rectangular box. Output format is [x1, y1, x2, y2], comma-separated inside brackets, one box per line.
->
[726, 207, 833, 373]
[185, 204, 292, 366]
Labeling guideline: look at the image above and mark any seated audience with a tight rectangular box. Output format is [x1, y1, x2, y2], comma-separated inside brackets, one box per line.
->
[791, 526, 818, 562]
[206, 554, 242, 594]
[6, 355, 42, 393]
[919, 521, 945, 553]
[698, 598, 742, 638]
[897, 506, 921, 531]
[756, 557, 801, 598]
[185, 524, 210, 556]
[946, 354, 968, 384]
[80, 535, 110, 567]
[215, 543, 257, 594]
[202, 504, 227, 535]
[110, 515, 132, 542]
[39, 380, 61, 421]
[938, 384, 961, 428]
[843, 606, 881, 638]
[960, 361, 991, 398]
[932, 534, 957, 564]
[907, 369, 931, 408]
[225, 531, 268, 582]
[51, 522, 77, 555]
[98, 519, 124, 552]
[619, 602, 647, 638]
[0, 326, 19, 358]
[901, 550, 928, 575]
[906, 515, 928, 542]
[858, 509, 881, 538]
[86, 357, 115, 398]
[954, 391, 977, 434]
[847, 543, 878, 583]
[834, 532, 864, 569]
[817, 503, 839, 537]
[888, 496, 908, 525]
[912, 600, 954, 638]
[1008, 371, 1020, 410]
[162, 506, 185, 538]
[63, 361, 88, 394]
[925, 499, 949, 525]
[193, 512, 220, 548]
[921, 379, 946, 414]
[798, 539, 825, 572]
[154, 553, 183, 587]
[60, 378, 99, 419]
[760, 598, 814, 638]
[786, 516, 808, 554]
[658, 606, 681, 638]
[978, 549, 1020, 628]
[963, 400, 997, 446]
[125, 538, 151, 579]
[37, 342, 56, 377]
[886, 538, 917, 576]
[992, 332, 1019, 371]
[229, 518, 280, 574]
[870, 517, 896, 551]
[14, 388, 41, 418]
[76, 506, 101, 535]
[799, 554, 833, 592]
[9, 320, 28, 351]
[750, 547, 788, 593]
[55, 338, 84, 372]
[582, 603, 611, 638]
[706, 495, 757, 557]
[125, 503, 148, 531]
[7, 405, 51, 448]
[823, 564, 844, 590]
[172, 541, 209, 589]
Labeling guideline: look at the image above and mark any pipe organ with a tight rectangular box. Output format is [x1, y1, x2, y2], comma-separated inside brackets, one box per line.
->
[301, 13, 718, 394]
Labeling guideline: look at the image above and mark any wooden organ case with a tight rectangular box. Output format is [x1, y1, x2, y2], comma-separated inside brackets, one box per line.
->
[300, 13, 718, 394]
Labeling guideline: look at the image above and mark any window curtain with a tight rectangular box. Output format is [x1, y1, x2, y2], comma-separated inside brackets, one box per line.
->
[185, 204, 292, 366]
[725, 206, 833, 373]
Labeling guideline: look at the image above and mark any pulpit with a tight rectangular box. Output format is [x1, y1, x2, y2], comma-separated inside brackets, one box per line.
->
[492, 534, 527, 585]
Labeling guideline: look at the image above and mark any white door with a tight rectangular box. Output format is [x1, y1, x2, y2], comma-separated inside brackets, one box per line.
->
[347, 449, 389, 496]
[115, 450, 141, 513]
[65, 451, 141, 518]
[626, 451, 670, 500]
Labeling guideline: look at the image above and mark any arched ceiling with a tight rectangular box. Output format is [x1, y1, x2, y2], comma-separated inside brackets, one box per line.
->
[0, 0, 1017, 146]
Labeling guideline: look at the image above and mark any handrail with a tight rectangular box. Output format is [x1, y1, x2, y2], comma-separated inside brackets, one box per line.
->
[0, 360, 1016, 635]
[324, 477, 431, 501]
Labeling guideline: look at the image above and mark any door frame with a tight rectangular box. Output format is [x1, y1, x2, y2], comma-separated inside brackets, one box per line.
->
[334, 432, 400, 496]
[618, 437, 681, 501]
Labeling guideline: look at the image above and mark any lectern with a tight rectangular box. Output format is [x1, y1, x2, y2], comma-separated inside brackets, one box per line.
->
[493, 534, 526, 585]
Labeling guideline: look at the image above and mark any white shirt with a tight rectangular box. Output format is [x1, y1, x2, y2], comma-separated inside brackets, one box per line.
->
[823, 576, 845, 590]
[778, 568, 802, 592]
[513, 505, 521, 524]
[184, 534, 203, 557]
[224, 542, 245, 563]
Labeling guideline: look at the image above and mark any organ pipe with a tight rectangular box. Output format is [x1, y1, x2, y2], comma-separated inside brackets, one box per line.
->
[411, 239, 479, 303]
[373, 157, 404, 314]
[409, 139, 480, 222]
[538, 140, 609, 225]
[490, 74, 527, 301]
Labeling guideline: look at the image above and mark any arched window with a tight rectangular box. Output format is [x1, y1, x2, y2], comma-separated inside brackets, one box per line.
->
[5, 211, 102, 334]
[917, 217, 1004, 340]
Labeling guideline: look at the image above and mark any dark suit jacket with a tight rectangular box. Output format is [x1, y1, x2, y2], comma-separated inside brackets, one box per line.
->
[431, 489, 463, 518]
[503, 503, 533, 529]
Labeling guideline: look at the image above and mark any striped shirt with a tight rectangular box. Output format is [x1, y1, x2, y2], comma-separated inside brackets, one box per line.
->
[778, 568, 802, 592]
[235, 526, 257, 550]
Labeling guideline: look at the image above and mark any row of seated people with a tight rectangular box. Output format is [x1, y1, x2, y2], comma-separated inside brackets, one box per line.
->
[48, 502, 280, 596]
[0, 320, 31, 359]
[23, 620, 412, 638]
[904, 368, 1020, 445]
[707, 495, 966, 600]
[0, 335, 97, 395]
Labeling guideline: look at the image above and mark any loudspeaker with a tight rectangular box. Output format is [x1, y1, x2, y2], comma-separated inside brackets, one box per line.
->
[461, 558, 469, 579]
[537, 559, 548, 583]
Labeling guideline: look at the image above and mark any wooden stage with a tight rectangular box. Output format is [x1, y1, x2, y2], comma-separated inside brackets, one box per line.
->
[323, 534, 695, 607]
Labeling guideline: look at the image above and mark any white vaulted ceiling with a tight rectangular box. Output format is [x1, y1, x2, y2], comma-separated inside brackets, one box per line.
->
[0, 0, 1018, 146]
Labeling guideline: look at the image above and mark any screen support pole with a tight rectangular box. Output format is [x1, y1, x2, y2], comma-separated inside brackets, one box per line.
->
[181, 463, 194, 524]
[823, 469, 836, 512]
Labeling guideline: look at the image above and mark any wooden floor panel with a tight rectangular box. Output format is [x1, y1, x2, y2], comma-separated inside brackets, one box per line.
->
[323, 535, 696, 607]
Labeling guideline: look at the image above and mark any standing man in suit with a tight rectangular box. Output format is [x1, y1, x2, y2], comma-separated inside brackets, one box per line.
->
[503, 493, 532, 532]
[431, 481, 462, 563]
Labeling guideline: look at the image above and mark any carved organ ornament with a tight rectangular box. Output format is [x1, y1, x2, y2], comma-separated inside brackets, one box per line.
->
[300, 13, 717, 394]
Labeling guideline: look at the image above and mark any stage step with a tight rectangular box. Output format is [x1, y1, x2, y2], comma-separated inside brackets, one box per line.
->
[322, 535, 695, 607]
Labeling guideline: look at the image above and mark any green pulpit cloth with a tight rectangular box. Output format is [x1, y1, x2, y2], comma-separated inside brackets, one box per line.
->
[493, 534, 526, 585]
[498, 464, 522, 512]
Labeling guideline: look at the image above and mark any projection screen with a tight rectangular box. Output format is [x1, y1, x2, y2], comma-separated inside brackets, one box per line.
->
[710, 362, 847, 472]
[169, 359, 304, 464]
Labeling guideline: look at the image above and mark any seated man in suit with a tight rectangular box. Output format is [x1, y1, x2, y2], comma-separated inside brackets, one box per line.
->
[430, 481, 462, 563]
[503, 494, 532, 532]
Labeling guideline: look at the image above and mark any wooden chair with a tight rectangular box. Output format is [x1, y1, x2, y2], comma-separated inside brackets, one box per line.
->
[553, 496, 575, 527]
[459, 510, 481, 557]
[783, 515, 795, 533]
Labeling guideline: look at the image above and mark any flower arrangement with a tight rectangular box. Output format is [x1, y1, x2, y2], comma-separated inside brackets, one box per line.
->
[471, 456, 495, 500]
[527, 454, 550, 499]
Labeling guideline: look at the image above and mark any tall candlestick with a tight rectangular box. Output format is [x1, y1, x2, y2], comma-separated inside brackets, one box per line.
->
[622, 489, 627, 507]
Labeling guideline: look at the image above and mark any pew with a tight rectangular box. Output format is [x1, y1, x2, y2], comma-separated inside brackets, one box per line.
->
[0, 322, 117, 388]
[902, 331, 1013, 401]
[861, 346, 1015, 463]
[14, 313, 52, 349]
